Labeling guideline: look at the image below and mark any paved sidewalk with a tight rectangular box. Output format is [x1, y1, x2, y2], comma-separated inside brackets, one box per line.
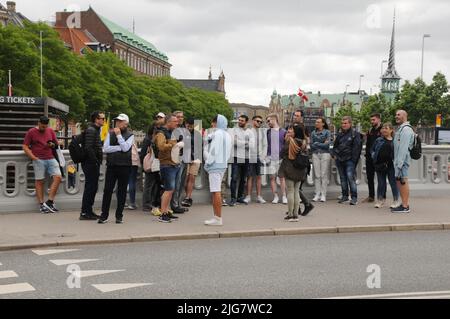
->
[1, 195, 449, 251]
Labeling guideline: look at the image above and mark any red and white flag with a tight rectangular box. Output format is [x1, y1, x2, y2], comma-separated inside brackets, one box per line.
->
[298, 88, 309, 102]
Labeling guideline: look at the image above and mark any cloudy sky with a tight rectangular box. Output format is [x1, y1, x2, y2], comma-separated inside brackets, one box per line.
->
[13, 0, 450, 105]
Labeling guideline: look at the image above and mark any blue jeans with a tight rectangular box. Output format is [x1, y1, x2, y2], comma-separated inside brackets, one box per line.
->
[336, 160, 358, 200]
[160, 165, 180, 191]
[376, 164, 399, 201]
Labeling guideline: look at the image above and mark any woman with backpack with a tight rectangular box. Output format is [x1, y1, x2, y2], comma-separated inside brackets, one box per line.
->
[278, 126, 308, 222]
[371, 123, 400, 209]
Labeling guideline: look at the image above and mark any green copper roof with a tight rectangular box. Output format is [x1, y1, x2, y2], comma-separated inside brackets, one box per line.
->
[99, 15, 169, 62]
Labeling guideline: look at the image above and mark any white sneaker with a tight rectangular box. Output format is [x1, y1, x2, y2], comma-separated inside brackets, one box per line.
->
[282, 195, 288, 205]
[313, 195, 320, 202]
[204, 216, 223, 226]
[390, 200, 401, 209]
[243, 196, 251, 204]
[375, 200, 385, 209]
[257, 196, 266, 204]
[272, 195, 279, 204]
[320, 195, 326, 203]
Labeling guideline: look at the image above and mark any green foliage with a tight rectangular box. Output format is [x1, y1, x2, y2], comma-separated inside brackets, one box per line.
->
[0, 23, 232, 130]
[332, 102, 360, 129]
[359, 94, 396, 131]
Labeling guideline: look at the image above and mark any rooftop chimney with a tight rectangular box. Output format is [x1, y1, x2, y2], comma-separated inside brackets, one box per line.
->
[6, 1, 16, 13]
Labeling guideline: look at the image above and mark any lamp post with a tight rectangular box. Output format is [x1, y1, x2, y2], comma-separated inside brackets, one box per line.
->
[358, 75, 365, 93]
[421, 34, 431, 80]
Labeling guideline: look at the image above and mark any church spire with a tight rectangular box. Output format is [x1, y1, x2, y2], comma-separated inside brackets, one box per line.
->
[381, 10, 401, 97]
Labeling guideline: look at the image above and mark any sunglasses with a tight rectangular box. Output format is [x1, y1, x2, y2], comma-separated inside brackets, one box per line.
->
[255, 120, 263, 124]
[97, 117, 106, 120]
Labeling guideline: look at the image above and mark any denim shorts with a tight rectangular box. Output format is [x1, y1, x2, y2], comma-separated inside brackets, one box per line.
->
[395, 163, 409, 179]
[160, 165, 180, 191]
[32, 159, 61, 180]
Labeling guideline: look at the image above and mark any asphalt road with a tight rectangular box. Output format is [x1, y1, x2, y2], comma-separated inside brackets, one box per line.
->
[1, 231, 450, 299]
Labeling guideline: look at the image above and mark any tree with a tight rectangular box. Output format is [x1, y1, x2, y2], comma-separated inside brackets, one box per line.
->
[332, 102, 360, 130]
[359, 94, 396, 131]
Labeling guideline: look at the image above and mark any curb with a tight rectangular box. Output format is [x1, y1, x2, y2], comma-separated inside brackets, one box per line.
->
[1, 223, 450, 252]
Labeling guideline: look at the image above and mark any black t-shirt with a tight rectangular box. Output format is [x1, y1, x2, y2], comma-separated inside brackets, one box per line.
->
[377, 139, 394, 164]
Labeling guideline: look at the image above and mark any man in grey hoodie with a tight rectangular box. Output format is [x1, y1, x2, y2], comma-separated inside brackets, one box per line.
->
[203, 115, 232, 226]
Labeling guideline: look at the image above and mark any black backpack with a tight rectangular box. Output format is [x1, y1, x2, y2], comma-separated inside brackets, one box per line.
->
[69, 132, 86, 164]
[293, 151, 310, 170]
[402, 125, 422, 160]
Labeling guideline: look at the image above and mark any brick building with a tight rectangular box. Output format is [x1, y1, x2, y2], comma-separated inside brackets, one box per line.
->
[55, 7, 171, 76]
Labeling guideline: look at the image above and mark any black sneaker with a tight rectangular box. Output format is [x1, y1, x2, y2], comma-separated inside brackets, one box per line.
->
[98, 218, 108, 224]
[284, 216, 293, 221]
[116, 219, 124, 224]
[301, 204, 315, 216]
[40, 204, 50, 214]
[181, 198, 193, 207]
[338, 198, 350, 204]
[168, 213, 179, 220]
[80, 214, 97, 221]
[172, 207, 188, 214]
[44, 201, 58, 213]
[158, 214, 172, 223]
[228, 199, 237, 207]
[391, 205, 410, 214]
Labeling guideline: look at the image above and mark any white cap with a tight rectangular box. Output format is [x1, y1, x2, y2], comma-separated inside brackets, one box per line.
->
[114, 114, 129, 123]
[156, 112, 166, 118]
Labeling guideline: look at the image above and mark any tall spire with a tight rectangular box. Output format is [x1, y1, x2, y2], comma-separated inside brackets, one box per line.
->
[383, 9, 400, 79]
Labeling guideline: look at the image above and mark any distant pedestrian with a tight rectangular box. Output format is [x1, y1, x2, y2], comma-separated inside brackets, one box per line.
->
[278, 126, 307, 222]
[392, 110, 415, 213]
[332, 116, 362, 206]
[371, 123, 400, 209]
[181, 117, 203, 208]
[311, 117, 331, 203]
[99, 114, 134, 224]
[23, 116, 62, 214]
[266, 114, 287, 205]
[245, 116, 267, 204]
[155, 114, 184, 223]
[363, 113, 382, 203]
[204, 115, 232, 226]
[79, 111, 105, 220]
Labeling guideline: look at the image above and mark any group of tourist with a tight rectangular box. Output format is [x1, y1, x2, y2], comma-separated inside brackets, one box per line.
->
[21, 108, 417, 226]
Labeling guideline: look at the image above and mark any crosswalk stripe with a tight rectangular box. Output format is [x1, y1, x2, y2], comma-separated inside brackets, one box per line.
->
[92, 283, 153, 293]
[0, 283, 35, 295]
[0, 271, 19, 279]
[50, 259, 100, 266]
[74, 270, 125, 278]
[32, 249, 80, 256]
[328, 290, 450, 299]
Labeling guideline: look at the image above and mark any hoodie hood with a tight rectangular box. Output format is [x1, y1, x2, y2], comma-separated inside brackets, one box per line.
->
[216, 114, 228, 130]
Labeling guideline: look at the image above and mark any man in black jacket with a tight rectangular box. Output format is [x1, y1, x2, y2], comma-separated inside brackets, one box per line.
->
[331, 116, 362, 206]
[80, 111, 105, 220]
[363, 113, 382, 203]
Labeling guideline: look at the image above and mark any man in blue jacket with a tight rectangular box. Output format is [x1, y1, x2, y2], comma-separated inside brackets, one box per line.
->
[203, 115, 232, 226]
[332, 116, 362, 206]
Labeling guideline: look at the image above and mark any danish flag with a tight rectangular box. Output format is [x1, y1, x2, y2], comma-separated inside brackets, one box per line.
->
[298, 88, 309, 102]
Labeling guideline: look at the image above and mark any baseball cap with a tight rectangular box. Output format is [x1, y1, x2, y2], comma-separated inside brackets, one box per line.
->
[114, 114, 129, 123]
[39, 116, 49, 125]
[156, 112, 166, 119]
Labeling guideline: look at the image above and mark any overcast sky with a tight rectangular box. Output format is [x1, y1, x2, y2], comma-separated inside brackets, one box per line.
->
[12, 0, 450, 106]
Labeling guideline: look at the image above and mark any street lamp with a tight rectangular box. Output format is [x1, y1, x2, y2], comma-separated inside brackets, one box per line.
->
[421, 34, 431, 80]
[344, 84, 350, 105]
[381, 60, 388, 78]
[358, 75, 365, 93]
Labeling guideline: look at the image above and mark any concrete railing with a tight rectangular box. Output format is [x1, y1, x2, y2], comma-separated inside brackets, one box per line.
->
[1, 146, 449, 213]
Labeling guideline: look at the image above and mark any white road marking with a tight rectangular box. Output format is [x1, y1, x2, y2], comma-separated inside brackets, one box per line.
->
[0, 283, 35, 295]
[327, 290, 450, 299]
[92, 283, 153, 293]
[50, 259, 100, 266]
[32, 249, 81, 256]
[0, 271, 19, 279]
[74, 270, 125, 278]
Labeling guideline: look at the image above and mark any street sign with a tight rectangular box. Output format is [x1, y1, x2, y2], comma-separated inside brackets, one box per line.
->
[436, 114, 442, 128]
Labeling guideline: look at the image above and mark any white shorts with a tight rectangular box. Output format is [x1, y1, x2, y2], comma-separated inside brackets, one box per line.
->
[209, 172, 225, 193]
[267, 159, 282, 177]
